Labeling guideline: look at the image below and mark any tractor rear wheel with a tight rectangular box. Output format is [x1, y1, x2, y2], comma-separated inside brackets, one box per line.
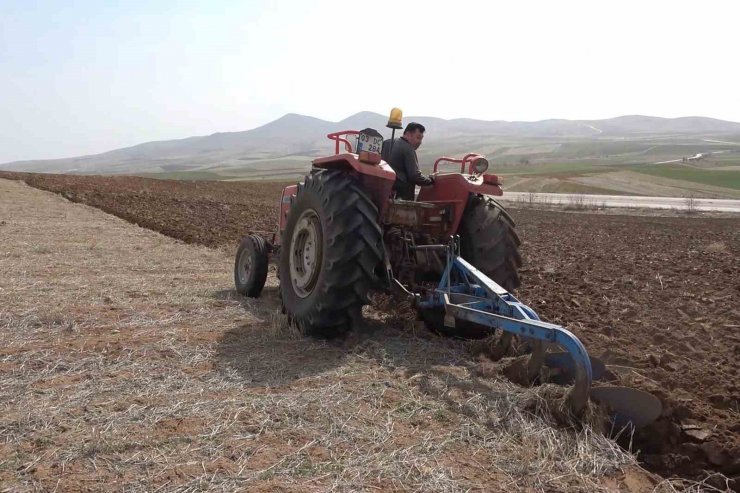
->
[459, 195, 522, 291]
[279, 169, 383, 337]
[423, 195, 522, 338]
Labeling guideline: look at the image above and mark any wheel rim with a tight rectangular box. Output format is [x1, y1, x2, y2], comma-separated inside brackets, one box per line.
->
[237, 246, 253, 285]
[289, 209, 322, 298]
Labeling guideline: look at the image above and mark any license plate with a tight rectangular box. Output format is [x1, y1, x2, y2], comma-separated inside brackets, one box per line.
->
[357, 132, 383, 154]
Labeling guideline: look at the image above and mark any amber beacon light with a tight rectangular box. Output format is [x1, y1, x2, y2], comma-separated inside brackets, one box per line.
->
[387, 107, 403, 129]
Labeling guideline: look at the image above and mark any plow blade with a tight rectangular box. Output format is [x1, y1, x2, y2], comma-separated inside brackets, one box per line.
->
[590, 386, 663, 428]
[545, 351, 606, 384]
[545, 354, 662, 428]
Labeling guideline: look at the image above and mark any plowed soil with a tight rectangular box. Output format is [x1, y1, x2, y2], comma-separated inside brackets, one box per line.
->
[0, 171, 285, 247]
[2, 170, 739, 487]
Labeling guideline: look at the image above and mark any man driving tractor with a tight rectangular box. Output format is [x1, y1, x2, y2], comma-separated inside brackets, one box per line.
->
[381, 122, 435, 200]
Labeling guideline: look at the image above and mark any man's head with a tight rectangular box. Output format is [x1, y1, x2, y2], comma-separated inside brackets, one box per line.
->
[403, 122, 425, 150]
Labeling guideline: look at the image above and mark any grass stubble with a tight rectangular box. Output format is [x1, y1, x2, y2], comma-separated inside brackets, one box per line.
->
[0, 179, 709, 492]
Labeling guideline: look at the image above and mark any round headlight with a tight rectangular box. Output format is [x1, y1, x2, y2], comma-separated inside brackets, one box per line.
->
[472, 157, 489, 174]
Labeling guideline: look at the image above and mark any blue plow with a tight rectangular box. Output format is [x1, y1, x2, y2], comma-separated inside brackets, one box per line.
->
[416, 238, 662, 427]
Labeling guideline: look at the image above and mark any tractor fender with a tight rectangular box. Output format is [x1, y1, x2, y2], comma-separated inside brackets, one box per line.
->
[277, 184, 298, 243]
[312, 153, 396, 216]
[312, 153, 396, 181]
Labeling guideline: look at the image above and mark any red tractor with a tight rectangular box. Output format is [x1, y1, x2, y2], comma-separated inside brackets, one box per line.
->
[235, 109, 521, 336]
[233, 108, 662, 423]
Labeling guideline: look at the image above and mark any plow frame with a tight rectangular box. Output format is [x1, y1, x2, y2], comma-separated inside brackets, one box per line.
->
[417, 237, 593, 413]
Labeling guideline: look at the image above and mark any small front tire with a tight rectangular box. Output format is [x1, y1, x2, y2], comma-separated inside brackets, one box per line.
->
[234, 234, 269, 297]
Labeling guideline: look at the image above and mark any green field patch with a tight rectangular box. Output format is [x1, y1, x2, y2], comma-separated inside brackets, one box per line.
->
[508, 181, 630, 195]
[495, 162, 618, 177]
[704, 154, 740, 166]
[630, 164, 740, 189]
[553, 141, 654, 158]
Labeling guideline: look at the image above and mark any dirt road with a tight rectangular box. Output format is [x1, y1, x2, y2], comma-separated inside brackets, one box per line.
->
[501, 192, 740, 212]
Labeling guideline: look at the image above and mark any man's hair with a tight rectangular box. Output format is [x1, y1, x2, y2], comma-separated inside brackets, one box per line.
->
[404, 122, 426, 135]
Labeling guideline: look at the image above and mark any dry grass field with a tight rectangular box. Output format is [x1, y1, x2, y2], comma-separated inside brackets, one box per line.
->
[0, 179, 690, 492]
[2, 175, 738, 491]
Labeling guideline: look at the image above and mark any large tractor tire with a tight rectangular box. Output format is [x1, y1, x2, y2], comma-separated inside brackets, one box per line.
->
[279, 169, 383, 337]
[459, 194, 522, 291]
[422, 195, 522, 339]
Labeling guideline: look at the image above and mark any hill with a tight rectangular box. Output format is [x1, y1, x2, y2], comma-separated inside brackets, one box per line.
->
[4, 112, 740, 177]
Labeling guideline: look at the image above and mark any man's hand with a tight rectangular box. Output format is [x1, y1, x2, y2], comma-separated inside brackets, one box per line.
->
[428, 174, 436, 185]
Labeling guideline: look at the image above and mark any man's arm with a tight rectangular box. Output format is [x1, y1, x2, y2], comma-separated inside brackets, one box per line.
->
[404, 147, 434, 186]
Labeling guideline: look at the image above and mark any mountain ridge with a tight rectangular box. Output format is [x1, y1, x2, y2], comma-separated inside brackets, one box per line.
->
[4, 112, 740, 174]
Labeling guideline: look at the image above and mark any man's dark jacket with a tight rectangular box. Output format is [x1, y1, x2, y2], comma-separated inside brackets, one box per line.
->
[381, 137, 433, 200]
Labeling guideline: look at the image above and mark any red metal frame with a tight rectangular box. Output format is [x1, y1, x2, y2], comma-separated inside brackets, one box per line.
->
[417, 174, 503, 234]
[433, 153, 486, 174]
[277, 131, 504, 245]
[277, 184, 299, 244]
[327, 130, 360, 154]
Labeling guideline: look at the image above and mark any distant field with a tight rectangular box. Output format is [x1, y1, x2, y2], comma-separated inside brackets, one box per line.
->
[24, 130, 735, 199]
[694, 153, 740, 165]
[128, 159, 740, 199]
[492, 160, 740, 198]
[136, 169, 307, 182]
[134, 170, 240, 181]
[481, 139, 740, 168]
[505, 180, 628, 195]
[496, 162, 618, 177]
[629, 164, 740, 190]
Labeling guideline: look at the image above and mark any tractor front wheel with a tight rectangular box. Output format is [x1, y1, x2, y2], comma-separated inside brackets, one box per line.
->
[234, 234, 269, 297]
[279, 169, 383, 337]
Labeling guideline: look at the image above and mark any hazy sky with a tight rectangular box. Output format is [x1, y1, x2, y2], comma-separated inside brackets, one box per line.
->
[1, 0, 738, 162]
